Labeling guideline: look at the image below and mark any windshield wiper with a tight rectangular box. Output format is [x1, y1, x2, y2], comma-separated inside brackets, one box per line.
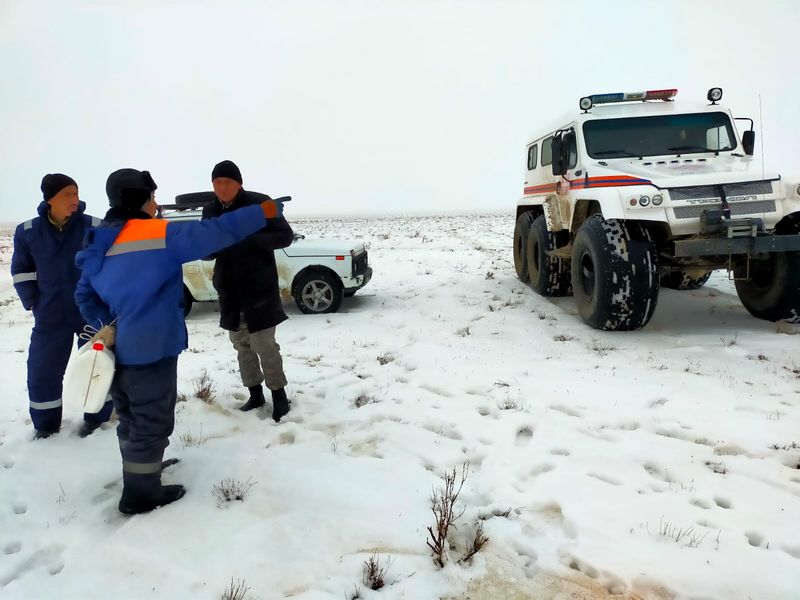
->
[593, 150, 640, 158]
[667, 145, 729, 154]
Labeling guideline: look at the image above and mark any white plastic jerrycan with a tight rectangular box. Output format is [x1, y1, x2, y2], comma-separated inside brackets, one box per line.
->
[63, 341, 116, 413]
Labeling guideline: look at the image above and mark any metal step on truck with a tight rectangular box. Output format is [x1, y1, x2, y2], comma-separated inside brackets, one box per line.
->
[514, 87, 800, 330]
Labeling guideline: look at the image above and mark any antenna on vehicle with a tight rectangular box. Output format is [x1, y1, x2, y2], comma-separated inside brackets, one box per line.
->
[759, 94, 765, 180]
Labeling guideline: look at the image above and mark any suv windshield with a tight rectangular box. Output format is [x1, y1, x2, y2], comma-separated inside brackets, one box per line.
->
[583, 112, 737, 159]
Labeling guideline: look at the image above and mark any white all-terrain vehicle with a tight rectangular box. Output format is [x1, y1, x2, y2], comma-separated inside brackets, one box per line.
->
[515, 87, 800, 330]
[160, 193, 372, 316]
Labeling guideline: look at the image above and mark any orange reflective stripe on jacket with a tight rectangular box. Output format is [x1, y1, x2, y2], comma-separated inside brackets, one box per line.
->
[105, 219, 168, 256]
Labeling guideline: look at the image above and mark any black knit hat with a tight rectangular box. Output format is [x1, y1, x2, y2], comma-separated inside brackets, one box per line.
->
[106, 168, 158, 209]
[211, 160, 242, 184]
[41, 173, 77, 201]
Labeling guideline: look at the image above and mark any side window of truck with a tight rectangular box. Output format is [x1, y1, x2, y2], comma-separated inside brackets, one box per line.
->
[706, 125, 732, 151]
[567, 132, 578, 169]
[527, 144, 538, 170]
[541, 136, 553, 166]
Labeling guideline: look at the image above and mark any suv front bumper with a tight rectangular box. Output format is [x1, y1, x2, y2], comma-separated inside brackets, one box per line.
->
[344, 266, 373, 293]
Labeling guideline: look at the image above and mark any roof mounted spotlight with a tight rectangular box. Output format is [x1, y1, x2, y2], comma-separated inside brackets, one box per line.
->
[707, 87, 723, 104]
[579, 96, 593, 112]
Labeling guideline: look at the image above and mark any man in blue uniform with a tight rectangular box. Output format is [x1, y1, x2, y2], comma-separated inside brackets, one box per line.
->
[11, 174, 113, 439]
[75, 168, 284, 514]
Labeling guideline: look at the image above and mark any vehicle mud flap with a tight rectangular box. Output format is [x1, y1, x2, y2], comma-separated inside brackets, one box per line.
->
[571, 216, 659, 331]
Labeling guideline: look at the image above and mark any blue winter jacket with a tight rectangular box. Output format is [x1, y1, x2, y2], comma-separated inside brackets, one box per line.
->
[11, 201, 100, 328]
[74, 205, 267, 366]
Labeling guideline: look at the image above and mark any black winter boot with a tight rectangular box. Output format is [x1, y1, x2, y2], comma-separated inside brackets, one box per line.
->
[78, 421, 102, 438]
[34, 428, 58, 440]
[271, 388, 289, 422]
[119, 484, 186, 515]
[240, 385, 266, 412]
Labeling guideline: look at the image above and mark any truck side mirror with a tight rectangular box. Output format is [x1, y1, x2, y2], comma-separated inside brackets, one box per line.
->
[551, 136, 564, 176]
[742, 130, 755, 156]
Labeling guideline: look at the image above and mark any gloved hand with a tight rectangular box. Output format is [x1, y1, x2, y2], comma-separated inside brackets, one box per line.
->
[91, 325, 116, 348]
[260, 198, 285, 219]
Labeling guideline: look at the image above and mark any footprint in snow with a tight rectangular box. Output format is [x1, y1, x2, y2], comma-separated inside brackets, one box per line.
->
[3, 541, 22, 555]
[549, 404, 582, 418]
[515, 426, 534, 445]
[3, 461, 13, 470]
[549, 448, 571, 457]
[745, 531, 766, 548]
[0, 544, 65, 587]
[587, 473, 621, 486]
[12, 503, 27, 515]
[689, 498, 712, 510]
[714, 496, 733, 509]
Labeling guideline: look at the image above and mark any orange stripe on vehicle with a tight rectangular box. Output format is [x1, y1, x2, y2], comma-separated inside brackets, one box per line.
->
[113, 219, 168, 245]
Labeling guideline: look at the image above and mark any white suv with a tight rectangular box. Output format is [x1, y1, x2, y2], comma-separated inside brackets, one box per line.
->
[159, 194, 372, 316]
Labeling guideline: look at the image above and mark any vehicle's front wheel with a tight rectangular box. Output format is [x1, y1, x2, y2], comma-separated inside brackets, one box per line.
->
[294, 270, 343, 314]
[661, 270, 713, 290]
[735, 253, 800, 322]
[571, 216, 659, 330]
[526, 215, 571, 296]
[513, 212, 535, 282]
[182, 286, 194, 318]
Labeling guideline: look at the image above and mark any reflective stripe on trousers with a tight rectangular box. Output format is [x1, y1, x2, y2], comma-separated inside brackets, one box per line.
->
[13, 272, 37, 283]
[30, 398, 62, 410]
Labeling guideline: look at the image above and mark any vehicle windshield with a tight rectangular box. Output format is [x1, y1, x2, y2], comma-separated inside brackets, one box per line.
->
[583, 112, 737, 159]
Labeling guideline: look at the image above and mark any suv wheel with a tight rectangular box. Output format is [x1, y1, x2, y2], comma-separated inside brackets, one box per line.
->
[661, 270, 713, 290]
[527, 215, 572, 296]
[735, 253, 800, 322]
[513, 212, 535, 282]
[571, 216, 659, 330]
[183, 286, 194, 318]
[294, 271, 343, 314]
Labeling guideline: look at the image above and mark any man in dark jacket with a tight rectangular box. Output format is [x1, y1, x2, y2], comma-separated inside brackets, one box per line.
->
[202, 160, 294, 421]
[75, 168, 285, 514]
[11, 174, 113, 439]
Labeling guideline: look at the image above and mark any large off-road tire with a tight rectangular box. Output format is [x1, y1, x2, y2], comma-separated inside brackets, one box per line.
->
[526, 215, 572, 296]
[513, 212, 535, 282]
[293, 270, 343, 314]
[661, 270, 713, 290]
[734, 252, 800, 322]
[571, 216, 659, 331]
[182, 286, 194, 318]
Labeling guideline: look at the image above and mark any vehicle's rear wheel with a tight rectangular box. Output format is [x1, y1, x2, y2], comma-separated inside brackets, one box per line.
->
[182, 286, 194, 318]
[526, 215, 571, 296]
[513, 212, 535, 282]
[571, 216, 659, 330]
[294, 270, 343, 314]
[735, 253, 800, 322]
[661, 270, 713, 290]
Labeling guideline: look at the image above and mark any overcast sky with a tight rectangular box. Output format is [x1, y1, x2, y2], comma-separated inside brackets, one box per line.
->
[1, 0, 798, 222]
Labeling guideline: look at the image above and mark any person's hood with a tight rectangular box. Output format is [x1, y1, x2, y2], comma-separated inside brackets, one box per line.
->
[37, 200, 86, 219]
[75, 225, 122, 276]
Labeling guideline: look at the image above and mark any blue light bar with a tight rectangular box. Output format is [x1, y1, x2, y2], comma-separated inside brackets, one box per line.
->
[590, 92, 624, 104]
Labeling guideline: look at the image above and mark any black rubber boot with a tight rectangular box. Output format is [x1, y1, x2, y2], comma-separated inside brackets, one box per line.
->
[34, 428, 59, 440]
[271, 388, 289, 422]
[239, 385, 266, 412]
[119, 484, 186, 515]
[78, 421, 102, 438]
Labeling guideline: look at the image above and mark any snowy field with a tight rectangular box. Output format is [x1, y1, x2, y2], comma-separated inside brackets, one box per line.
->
[1, 214, 799, 600]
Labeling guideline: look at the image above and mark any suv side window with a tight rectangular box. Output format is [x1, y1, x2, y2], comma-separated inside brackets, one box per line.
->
[527, 144, 538, 170]
[541, 136, 553, 166]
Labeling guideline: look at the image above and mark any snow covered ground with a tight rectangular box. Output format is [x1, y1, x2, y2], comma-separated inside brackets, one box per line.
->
[1, 214, 799, 600]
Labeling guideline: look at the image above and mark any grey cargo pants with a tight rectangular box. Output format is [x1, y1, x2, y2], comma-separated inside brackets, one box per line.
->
[229, 316, 288, 391]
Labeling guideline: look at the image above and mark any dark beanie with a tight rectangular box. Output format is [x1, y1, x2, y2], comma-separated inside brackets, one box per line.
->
[41, 173, 77, 201]
[211, 160, 242, 184]
[106, 168, 158, 209]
